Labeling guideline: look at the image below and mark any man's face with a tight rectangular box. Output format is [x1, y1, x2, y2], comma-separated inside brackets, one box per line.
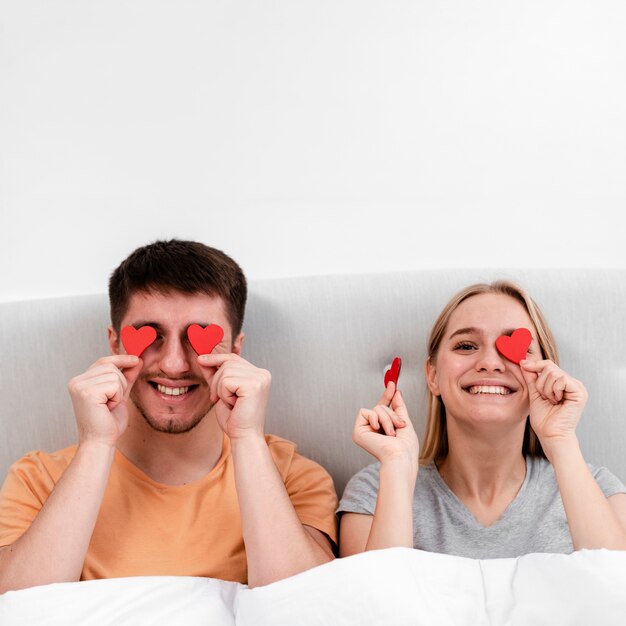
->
[109, 290, 242, 434]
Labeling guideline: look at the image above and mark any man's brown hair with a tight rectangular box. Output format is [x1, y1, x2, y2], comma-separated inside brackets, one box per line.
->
[109, 239, 247, 337]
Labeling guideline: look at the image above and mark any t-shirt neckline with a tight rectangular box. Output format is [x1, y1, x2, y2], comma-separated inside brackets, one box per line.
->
[428, 456, 533, 530]
[113, 432, 230, 490]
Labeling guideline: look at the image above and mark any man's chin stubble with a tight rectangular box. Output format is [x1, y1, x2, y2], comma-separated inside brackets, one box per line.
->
[130, 395, 215, 434]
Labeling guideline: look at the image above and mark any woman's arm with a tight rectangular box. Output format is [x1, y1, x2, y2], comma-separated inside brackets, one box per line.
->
[341, 383, 419, 556]
[547, 440, 626, 550]
[521, 359, 626, 550]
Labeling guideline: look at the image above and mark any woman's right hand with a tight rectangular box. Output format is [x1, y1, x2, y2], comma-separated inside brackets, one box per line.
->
[352, 382, 419, 469]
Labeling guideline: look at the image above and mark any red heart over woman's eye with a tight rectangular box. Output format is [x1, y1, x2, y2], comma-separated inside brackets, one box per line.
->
[495, 328, 532, 364]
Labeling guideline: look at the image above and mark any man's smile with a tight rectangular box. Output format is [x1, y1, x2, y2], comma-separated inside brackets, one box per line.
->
[147, 380, 202, 401]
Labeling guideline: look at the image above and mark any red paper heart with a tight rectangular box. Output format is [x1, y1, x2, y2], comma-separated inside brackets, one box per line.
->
[187, 324, 224, 355]
[120, 325, 157, 357]
[495, 328, 532, 364]
[384, 357, 402, 388]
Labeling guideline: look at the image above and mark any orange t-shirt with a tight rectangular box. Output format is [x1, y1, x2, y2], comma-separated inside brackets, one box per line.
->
[0, 434, 338, 584]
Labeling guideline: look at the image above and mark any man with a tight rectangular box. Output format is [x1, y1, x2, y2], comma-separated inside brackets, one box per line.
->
[0, 240, 337, 592]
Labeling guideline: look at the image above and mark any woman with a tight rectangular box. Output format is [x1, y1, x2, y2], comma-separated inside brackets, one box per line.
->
[338, 281, 626, 558]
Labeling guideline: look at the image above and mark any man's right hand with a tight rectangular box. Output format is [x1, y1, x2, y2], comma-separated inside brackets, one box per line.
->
[68, 355, 142, 447]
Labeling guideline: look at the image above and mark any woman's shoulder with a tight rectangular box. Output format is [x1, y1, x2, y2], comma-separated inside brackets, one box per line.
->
[525, 455, 626, 497]
[344, 461, 381, 489]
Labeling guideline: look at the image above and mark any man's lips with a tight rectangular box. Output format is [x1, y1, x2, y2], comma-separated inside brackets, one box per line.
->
[145, 379, 203, 399]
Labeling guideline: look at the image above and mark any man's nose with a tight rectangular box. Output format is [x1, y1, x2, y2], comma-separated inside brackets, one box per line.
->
[158, 336, 193, 376]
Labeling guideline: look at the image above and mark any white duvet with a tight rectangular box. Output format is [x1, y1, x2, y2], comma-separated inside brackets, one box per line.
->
[1, 548, 625, 625]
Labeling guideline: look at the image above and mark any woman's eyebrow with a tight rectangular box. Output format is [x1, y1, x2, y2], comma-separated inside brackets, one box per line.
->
[448, 327, 520, 340]
[448, 326, 479, 340]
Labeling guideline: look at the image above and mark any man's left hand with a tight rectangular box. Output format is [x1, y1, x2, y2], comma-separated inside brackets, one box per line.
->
[198, 353, 271, 440]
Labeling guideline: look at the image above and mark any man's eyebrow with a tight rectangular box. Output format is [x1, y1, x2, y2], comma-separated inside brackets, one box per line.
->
[128, 321, 221, 333]
[129, 321, 164, 331]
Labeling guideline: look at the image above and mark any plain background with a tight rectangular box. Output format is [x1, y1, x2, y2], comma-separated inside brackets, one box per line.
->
[1, 1, 625, 302]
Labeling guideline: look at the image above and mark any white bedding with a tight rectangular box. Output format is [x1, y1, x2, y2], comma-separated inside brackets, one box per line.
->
[2, 548, 625, 625]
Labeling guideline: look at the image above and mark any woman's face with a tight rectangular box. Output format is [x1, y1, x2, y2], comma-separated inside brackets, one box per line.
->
[426, 293, 543, 428]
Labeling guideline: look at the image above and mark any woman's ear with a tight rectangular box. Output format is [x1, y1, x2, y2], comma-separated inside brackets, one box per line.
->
[425, 357, 441, 396]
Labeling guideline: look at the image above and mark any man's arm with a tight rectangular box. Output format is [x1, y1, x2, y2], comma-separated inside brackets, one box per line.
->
[0, 443, 114, 592]
[231, 436, 334, 587]
[199, 353, 335, 587]
[0, 355, 141, 593]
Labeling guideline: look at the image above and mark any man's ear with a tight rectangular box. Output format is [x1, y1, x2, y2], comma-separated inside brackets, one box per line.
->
[108, 325, 121, 355]
[232, 332, 244, 355]
[425, 357, 441, 396]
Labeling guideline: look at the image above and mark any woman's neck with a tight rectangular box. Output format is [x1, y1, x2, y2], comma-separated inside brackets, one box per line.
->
[436, 418, 528, 508]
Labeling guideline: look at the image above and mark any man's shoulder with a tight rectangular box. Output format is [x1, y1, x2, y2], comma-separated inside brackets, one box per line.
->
[9, 444, 77, 478]
[263, 433, 330, 478]
[264, 433, 297, 452]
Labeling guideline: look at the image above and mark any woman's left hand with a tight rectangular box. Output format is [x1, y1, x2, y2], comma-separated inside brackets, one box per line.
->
[520, 359, 588, 451]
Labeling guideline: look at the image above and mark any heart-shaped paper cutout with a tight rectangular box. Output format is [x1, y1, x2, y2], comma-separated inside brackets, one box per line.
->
[495, 328, 532, 364]
[187, 324, 225, 355]
[384, 357, 402, 388]
[121, 325, 157, 357]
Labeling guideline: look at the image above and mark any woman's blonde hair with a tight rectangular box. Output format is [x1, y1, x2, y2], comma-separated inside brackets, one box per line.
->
[419, 280, 558, 465]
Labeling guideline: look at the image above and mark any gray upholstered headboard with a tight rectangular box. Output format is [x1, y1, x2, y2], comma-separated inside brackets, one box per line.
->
[2, 269, 625, 496]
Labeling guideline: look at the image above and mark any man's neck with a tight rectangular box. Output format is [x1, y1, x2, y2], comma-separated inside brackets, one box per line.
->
[115, 409, 225, 486]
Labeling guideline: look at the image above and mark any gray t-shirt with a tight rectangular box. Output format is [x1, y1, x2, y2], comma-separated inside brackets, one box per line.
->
[338, 457, 626, 558]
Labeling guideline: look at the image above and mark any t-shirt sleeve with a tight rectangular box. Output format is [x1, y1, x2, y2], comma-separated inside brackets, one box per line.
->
[279, 448, 339, 546]
[589, 464, 626, 497]
[337, 462, 380, 518]
[0, 452, 55, 547]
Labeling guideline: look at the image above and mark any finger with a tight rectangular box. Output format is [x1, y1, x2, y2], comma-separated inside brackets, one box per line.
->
[215, 373, 239, 409]
[374, 406, 396, 436]
[121, 359, 143, 398]
[535, 367, 553, 399]
[553, 375, 567, 403]
[103, 381, 126, 408]
[536, 364, 565, 402]
[390, 411, 407, 429]
[519, 359, 550, 372]
[358, 408, 380, 432]
[520, 365, 539, 398]
[390, 390, 409, 422]
[89, 354, 140, 371]
[198, 353, 239, 368]
[376, 381, 396, 407]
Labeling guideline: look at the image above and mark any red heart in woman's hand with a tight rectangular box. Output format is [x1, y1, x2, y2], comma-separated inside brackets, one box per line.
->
[121, 325, 157, 357]
[495, 328, 532, 364]
[384, 357, 402, 388]
[187, 324, 224, 355]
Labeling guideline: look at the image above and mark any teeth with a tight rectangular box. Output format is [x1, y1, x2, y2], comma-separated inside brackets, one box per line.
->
[468, 386, 511, 395]
[156, 384, 190, 396]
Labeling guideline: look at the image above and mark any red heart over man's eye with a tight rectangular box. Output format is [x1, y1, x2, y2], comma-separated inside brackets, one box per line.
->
[187, 324, 225, 355]
[495, 328, 532, 364]
[120, 325, 157, 357]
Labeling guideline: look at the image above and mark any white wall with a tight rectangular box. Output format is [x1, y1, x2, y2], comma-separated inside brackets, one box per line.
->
[1, 1, 625, 302]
